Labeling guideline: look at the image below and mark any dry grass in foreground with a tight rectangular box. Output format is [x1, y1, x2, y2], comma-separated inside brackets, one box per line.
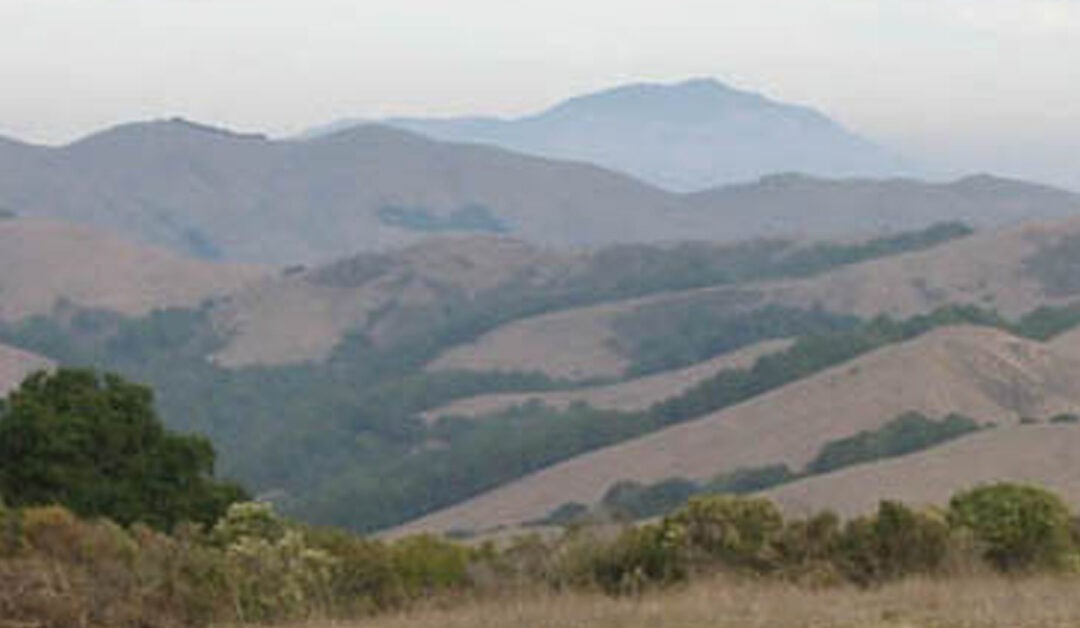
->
[290, 575, 1080, 628]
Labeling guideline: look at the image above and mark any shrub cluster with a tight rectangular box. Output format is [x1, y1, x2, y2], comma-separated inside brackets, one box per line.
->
[540, 484, 1080, 595]
[0, 500, 476, 627]
[2, 483, 1078, 626]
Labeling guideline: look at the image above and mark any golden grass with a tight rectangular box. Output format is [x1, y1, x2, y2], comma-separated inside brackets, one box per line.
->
[288, 576, 1080, 628]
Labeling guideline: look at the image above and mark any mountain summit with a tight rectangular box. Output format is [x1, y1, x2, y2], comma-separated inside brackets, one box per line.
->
[310, 78, 915, 191]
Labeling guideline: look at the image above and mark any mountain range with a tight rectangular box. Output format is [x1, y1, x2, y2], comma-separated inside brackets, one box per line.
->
[1, 116, 1077, 265]
[306, 78, 915, 191]
[6, 80, 1080, 537]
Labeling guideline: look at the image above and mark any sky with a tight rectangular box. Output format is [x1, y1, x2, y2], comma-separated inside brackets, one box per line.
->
[1, 0, 1077, 187]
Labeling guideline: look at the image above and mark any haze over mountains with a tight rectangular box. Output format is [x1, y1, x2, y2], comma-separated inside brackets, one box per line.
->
[308, 78, 915, 191]
[6, 77, 1080, 539]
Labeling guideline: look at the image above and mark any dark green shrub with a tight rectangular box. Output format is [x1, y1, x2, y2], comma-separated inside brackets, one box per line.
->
[601, 478, 699, 520]
[389, 534, 471, 596]
[948, 483, 1077, 572]
[775, 511, 843, 584]
[668, 495, 784, 572]
[303, 526, 405, 614]
[832, 502, 951, 584]
[585, 523, 686, 594]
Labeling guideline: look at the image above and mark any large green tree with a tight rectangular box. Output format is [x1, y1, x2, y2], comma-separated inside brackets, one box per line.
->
[0, 368, 247, 529]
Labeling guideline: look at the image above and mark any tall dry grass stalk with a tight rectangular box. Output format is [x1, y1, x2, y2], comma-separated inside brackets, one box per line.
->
[288, 575, 1080, 628]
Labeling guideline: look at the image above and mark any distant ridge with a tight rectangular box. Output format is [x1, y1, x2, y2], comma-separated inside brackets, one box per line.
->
[311, 78, 915, 191]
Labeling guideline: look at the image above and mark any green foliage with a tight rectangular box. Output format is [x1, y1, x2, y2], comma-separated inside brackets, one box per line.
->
[1049, 413, 1080, 424]
[601, 478, 700, 521]
[388, 534, 471, 595]
[703, 465, 798, 496]
[668, 495, 785, 571]
[833, 502, 951, 584]
[770, 222, 974, 278]
[530, 501, 590, 527]
[806, 412, 983, 475]
[3, 485, 1080, 626]
[614, 302, 859, 376]
[1014, 303, 1080, 340]
[0, 369, 248, 530]
[948, 483, 1077, 572]
[585, 523, 687, 594]
[213, 502, 337, 623]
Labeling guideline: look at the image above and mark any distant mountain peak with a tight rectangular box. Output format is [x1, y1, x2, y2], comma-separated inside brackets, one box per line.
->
[297, 77, 917, 191]
[539, 77, 778, 122]
[69, 117, 267, 149]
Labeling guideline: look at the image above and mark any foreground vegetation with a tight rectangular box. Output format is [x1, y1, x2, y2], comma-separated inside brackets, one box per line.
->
[4, 479, 1080, 627]
[5, 369, 1080, 626]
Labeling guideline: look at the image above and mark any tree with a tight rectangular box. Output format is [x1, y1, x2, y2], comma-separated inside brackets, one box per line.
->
[0, 368, 247, 529]
[948, 483, 1076, 572]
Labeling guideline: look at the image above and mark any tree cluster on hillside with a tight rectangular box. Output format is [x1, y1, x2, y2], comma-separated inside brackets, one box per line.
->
[8, 299, 1073, 534]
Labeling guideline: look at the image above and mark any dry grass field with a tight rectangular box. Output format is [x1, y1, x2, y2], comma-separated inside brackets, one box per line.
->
[288, 575, 1080, 628]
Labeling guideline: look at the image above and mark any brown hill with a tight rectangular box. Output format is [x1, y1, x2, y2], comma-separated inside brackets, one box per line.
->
[765, 424, 1080, 516]
[2, 118, 1076, 264]
[210, 236, 571, 367]
[0, 343, 52, 395]
[425, 339, 792, 421]
[430, 216, 1080, 379]
[393, 326, 1080, 535]
[0, 121, 685, 264]
[0, 218, 267, 322]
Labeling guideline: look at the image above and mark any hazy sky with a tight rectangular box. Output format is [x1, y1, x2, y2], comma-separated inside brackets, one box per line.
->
[1, 0, 1077, 186]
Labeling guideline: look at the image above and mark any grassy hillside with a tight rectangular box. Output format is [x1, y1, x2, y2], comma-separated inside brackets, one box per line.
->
[766, 423, 1080, 517]
[0, 218, 266, 321]
[214, 223, 966, 368]
[425, 338, 793, 421]
[433, 216, 1080, 377]
[397, 323, 1080, 535]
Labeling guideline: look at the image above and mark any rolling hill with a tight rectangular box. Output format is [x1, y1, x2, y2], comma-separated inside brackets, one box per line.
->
[310, 78, 914, 191]
[0, 218, 267, 322]
[393, 326, 1080, 535]
[1, 117, 1077, 265]
[765, 424, 1080, 517]
[425, 339, 793, 421]
[431, 216, 1080, 379]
